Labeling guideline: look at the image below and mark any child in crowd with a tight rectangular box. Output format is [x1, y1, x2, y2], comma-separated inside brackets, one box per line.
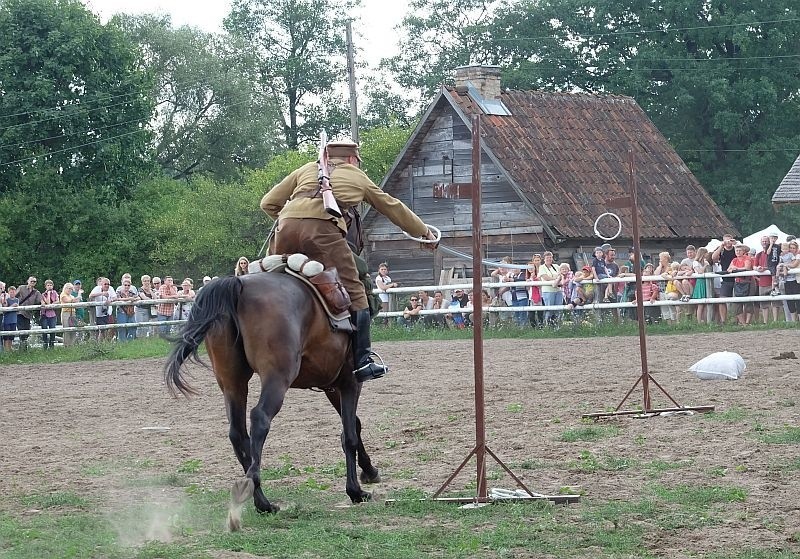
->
[635, 263, 661, 323]
[566, 267, 590, 311]
[589, 246, 615, 303]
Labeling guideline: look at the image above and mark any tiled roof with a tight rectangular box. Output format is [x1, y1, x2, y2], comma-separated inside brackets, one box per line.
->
[445, 86, 738, 239]
[773, 153, 800, 204]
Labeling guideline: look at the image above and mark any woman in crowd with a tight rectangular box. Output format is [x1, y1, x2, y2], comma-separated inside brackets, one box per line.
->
[526, 253, 543, 327]
[177, 278, 196, 320]
[115, 277, 139, 341]
[538, 251, 562, 326]
[728, 243, 753, 326]
[234, 256, 250, 277]
[38, 279, 59, 349]
[137, 275, 157, 336]
[59, 282, 79, 347]
[692, 248, 713, 324]
[782, 240, 799, 321]
[655, 252, 677, 325]
[1, 285, 19, 351]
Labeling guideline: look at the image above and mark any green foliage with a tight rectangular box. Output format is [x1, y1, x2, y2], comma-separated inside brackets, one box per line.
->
[386, 0, 497, 98]
[0, 0, 157, 281]
[224, 0, 359, 149]
[0, 0, 155, 195]
[138, 175, 270, 278]
[116, 13, 283, 180]
[359, 124, 414, 185]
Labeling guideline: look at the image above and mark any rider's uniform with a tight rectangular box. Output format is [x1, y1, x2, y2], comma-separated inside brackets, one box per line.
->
[260, 159, 428, 311]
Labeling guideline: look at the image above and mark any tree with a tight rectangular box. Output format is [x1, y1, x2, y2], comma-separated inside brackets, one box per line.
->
[224, 0, 357, 150]
[137, 175, 271, 278]
[387, 0, 800, 233]
[0, 0, 154, 197]
[384, 0, 499, 99]
[0, 0, 156, 281]
[493, 0, 800, 232]
[116, 14, 283, 181]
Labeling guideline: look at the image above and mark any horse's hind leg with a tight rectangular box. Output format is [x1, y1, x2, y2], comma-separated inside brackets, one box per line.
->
[325, 390, 380, 484]
[330, 384, 373, 503]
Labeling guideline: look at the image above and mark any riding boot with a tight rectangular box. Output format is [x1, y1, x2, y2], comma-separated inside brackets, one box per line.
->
[351, 309, 387, 382]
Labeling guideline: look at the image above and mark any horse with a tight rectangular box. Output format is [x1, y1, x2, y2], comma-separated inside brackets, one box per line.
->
[163, 272, 381, 531]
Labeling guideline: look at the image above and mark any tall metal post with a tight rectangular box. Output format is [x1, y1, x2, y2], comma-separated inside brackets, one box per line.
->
[429, 115, 578, 505]
[628, 151, 652, 411]
[470, 115, 487, 500]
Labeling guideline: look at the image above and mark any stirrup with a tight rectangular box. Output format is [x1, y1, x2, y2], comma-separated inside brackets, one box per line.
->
[354, 351, 388, 382]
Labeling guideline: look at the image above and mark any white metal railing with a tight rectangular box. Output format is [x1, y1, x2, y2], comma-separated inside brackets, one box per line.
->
[1, 269, 798, 336]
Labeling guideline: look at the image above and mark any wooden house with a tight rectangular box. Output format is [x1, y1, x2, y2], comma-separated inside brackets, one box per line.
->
[362, 65, 738, 285]
[773, 153, 800, 205]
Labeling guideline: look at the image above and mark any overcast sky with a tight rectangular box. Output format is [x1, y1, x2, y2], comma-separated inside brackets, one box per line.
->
[83, 0, 409, 68]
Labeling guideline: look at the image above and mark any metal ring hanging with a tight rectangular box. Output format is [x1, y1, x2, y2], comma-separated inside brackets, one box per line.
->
[593, 212, 622, 241]
[402, 224, 442, 244]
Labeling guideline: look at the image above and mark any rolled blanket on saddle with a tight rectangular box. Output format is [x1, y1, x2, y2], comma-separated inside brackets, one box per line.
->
[249, 254, 324, 277]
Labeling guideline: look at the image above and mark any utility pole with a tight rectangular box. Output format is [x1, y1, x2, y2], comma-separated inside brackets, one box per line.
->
[346, 20, 359, 144]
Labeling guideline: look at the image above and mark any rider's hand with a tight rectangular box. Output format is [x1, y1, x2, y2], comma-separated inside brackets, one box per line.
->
[421, 228, 439, 250]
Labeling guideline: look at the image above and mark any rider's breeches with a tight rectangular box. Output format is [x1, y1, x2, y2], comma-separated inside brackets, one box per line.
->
[273, 217, 368, 311]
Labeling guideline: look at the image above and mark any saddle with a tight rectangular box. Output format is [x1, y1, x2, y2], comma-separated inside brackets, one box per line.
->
[249, 254, 353, 333]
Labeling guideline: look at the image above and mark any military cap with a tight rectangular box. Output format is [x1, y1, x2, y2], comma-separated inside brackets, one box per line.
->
[327, 140, 361, 161]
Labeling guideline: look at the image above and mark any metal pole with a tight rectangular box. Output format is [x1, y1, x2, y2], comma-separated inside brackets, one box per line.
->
[470, 114, 487, 500]
[627, 150, 652, 411]
[345, 21, 359, 145]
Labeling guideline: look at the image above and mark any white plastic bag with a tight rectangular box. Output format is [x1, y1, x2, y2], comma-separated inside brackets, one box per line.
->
[689, 351, 746, 381]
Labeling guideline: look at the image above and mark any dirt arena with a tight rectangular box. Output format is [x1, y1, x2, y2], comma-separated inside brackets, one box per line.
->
[2, 329, 799, 556]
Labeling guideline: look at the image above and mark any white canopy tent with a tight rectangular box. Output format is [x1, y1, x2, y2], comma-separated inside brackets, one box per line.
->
[742, 224, 789, 251]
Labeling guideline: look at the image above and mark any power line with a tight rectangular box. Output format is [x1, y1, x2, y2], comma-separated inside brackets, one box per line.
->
[0, 97, 147, 134]
[0, 117, 148, 151]
[0, 91, 142, 121]
[491, 17, 800, 43]
[0, 129, 144, 167]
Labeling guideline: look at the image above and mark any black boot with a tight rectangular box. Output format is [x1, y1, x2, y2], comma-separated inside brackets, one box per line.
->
[351, 309, 387, 382]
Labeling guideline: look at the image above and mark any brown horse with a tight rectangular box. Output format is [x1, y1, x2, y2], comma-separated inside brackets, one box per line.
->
[164, 273, 380, 530]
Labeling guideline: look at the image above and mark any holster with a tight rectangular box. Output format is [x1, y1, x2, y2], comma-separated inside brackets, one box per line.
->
[309, 267, 351, 315]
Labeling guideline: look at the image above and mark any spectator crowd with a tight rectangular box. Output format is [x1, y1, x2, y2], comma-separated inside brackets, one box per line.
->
[387, 233, 800, 330]
[4, 234, 800, 352]
[0, 270, 223, 351]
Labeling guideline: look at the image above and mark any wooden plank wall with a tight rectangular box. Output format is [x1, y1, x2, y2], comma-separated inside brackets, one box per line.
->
[364, 103, 548, 284]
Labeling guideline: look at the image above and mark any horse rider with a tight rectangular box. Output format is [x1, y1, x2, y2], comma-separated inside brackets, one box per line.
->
[260, 139, 437, 382]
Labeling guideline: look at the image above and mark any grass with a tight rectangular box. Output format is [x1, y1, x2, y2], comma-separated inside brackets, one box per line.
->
[559, 425, 620, 442]
[757, 426, 800, 444]
[0, 336, 173, 365]
[2, 320, 797, 367]
[0, 478, 777, 559]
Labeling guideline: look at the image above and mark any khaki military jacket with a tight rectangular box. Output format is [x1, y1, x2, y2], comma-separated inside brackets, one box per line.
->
[261, 160, 428, 238]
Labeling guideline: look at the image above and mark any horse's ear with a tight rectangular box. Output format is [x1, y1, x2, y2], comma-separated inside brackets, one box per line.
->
[287, 253, 324, 277]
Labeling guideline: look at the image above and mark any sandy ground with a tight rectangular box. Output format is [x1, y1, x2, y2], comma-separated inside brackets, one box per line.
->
[1, 330, 799, 557]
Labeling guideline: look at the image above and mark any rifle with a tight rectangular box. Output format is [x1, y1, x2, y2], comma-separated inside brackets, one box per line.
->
[317, 130, 342, 218]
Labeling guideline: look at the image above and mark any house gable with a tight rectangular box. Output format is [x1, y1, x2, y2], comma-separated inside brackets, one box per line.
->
[773, 153, 800, 204]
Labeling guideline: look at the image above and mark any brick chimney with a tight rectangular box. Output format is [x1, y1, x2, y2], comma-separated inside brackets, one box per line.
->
[454, 65, 502, 99]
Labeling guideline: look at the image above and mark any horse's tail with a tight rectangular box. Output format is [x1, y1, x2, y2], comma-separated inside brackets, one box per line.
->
[164, 276, 244, 397]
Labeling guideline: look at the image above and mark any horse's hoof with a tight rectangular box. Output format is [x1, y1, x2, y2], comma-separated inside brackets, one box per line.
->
[360, 470, 381, 484]
[255, 501, 280, 514]
[350, 490, 372, 504]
